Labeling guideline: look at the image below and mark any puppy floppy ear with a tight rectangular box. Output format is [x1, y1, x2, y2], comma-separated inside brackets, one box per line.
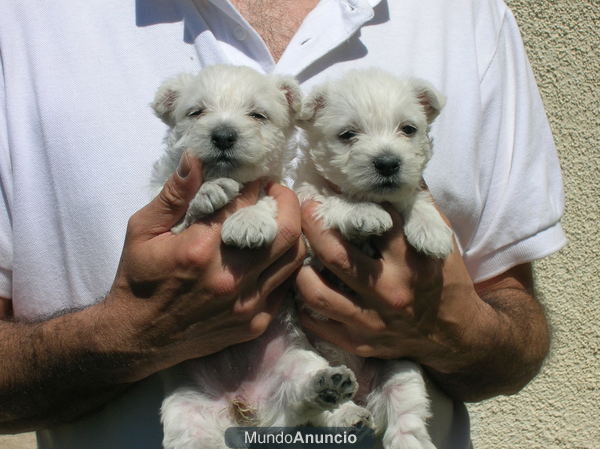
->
[272, 75, 302, 117]
[410, 79, 446, 123]
[298, 85, 327, 122]
[151, 73, 194, 127]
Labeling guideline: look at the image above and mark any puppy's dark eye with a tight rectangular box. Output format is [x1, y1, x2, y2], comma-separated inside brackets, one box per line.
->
[186, 108, 204, 118]
[400, 125, 417, 136]
[249, 112, 268, 121]
[338, 130, 358, 142]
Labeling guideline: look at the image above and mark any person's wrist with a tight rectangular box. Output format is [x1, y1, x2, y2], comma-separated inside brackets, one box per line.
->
[86, 293, 166, 383]
[418, 282, 498, 375]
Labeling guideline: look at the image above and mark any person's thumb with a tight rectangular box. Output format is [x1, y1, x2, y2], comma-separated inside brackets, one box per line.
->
[131, 151, 202, 239]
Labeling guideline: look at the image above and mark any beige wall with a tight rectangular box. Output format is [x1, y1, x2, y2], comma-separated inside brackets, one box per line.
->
[1, 1, 598, 449]
[469, 1, 599, 448]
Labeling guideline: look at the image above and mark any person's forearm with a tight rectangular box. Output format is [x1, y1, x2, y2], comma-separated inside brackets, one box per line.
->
[0, 168, 304, 433]
[423, 285, 550, 402]
[0, 301, 153, 433]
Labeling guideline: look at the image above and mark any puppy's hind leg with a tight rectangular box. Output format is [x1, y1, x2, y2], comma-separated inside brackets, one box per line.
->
[367, 360, 435, 449]
[161, 387, 234, 449]
[312, 401, 374, 430]
[267, 348, 359, 426]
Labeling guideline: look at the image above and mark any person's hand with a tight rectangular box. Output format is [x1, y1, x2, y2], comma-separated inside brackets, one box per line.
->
[0, 153, 305, 431]
[296, 200, 493, 371]
[101, 153, 305, 381]
[295, 200, 549, 401]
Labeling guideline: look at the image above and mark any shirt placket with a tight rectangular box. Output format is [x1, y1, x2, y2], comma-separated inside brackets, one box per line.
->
[275, 0, 379, 77]
[203, 0, 380, 76]
[204, 0, 276, 72]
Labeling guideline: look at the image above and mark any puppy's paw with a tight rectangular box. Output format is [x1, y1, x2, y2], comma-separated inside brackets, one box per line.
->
[345, 204, 393, 237]
[404, 216, 453, 259]
[348, 203, 393, 237]
[169, 178, 242, 234]
[306, 366, 358, 411]
[192, 178, 242, 216]
[326, 402, 375, 429]
[221, 206, 278, 248]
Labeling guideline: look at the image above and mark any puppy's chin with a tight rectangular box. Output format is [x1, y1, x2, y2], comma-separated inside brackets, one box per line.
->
[355, 177, 420, 202]
[372, 177, 401, 193]
[198, 150, 239, 177]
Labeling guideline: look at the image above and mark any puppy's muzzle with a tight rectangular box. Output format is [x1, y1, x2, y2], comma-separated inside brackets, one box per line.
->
[211, 125, 238, 151]
[373, 154, 401, 177]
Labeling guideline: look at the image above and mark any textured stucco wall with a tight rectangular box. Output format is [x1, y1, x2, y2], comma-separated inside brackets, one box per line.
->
[0, 1, 597, 449]
[468, 1, 599, 448]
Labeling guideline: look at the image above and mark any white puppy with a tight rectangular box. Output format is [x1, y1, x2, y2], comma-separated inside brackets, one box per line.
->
[151, 64, 298, 246]
[296, 68, 453, 257]
[151, 65, 372, 449]
[295, 68, 453, 449]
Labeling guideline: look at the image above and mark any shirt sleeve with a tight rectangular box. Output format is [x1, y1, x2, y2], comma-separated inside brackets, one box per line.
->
[461, 6, 567, 282]
[0, 63, 13, 298]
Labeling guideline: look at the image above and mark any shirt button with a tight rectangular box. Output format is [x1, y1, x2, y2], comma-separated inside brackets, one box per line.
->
[344, 1, 357, 12]
[233, 27, 247, 40]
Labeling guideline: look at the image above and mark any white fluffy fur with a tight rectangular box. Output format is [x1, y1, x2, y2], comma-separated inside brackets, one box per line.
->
[150, 64, 299, 246]
[296, 68, 453, 258]
[293, 68, 455, 449]
[155, 66, 449, 449]
[154, 66, 374, 449]
[160, 311, 373, 449]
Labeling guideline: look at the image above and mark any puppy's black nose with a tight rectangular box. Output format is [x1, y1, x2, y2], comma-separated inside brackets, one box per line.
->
[211, 125, 238, 150]
[373, 154, 401, 177]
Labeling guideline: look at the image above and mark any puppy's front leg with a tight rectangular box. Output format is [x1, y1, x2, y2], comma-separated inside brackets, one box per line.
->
[172, 178, 242, 233]
[400, 191, 453, 259]
[221, 195, 278, 248]
[315, 196, 393, 240]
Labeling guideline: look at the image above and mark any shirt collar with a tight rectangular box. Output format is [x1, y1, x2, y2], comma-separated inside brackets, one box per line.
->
[276, 0, 381, 75]
[204, 0, 383, 75]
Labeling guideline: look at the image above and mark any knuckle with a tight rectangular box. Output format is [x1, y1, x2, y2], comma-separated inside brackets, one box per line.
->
[364, 318, 387, 334]
[126, 211, 146, 237]
[299, 285, 334, 316]
[300, 286, 325, 309]
[245, 319, 270, 339]
[159, 177, 187, 211]
[384, 292, 412, 311]
[295, 282, 323, 306]
[182, 240, 214, 268]
[379, 282, 412, 311]
[235, 306, 272, 340]
[311, 293, 330, 312]
[354, 346, 375, 358]
[179, 230, 222, 268]
[277, 221, 301, 248]
[208, 273, 239, 297]
[320, 247, 352, 273]
[232, 299, 259, 320]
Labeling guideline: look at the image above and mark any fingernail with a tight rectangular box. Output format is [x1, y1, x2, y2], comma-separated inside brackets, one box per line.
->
[177, 151, 191, 179]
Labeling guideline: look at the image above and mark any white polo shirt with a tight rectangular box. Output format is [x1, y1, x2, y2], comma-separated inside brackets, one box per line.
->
[0, 0, 565, 448]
